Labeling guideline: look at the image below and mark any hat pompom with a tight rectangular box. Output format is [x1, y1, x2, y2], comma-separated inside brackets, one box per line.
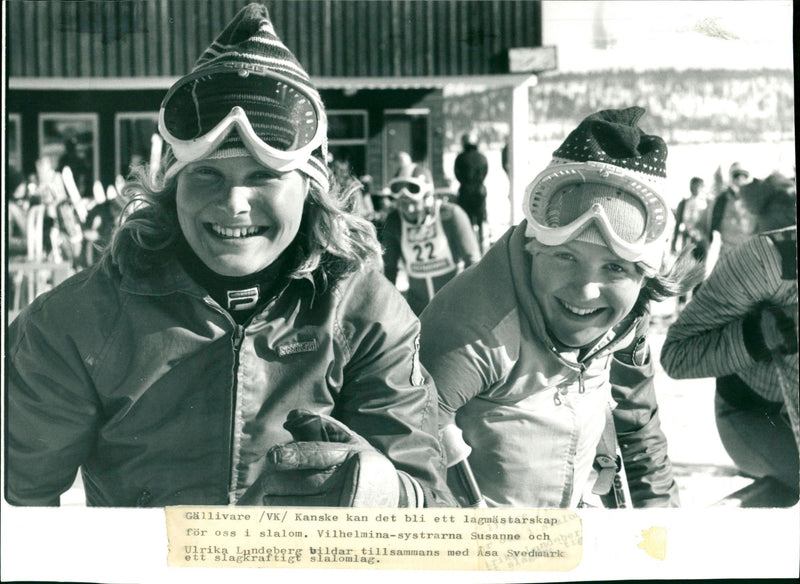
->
[551, 106, 667, 182]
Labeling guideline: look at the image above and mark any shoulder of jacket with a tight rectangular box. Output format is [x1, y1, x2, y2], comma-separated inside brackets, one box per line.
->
[331, 268, 418, 350]
[333, 268, 408, 315]
[28, 266, 121, 313]
[425, 253, 517, 330]
[11, 266, 124, 354]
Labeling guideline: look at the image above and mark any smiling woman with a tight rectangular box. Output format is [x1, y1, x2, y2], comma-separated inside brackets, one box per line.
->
[6, 3, 454, 509]
[420, 106, 706, 509]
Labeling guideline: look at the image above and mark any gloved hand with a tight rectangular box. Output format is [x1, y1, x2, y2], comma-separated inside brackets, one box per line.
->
[238, 409, 423, 507]
[760, 304, 798, 356]
[744, 302, 798, 361]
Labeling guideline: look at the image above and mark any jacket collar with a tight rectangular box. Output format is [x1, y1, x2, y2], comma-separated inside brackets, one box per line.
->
[119, 254, 317, 304]
[506, 221, 643, 367]
[119, 256, 205, 298]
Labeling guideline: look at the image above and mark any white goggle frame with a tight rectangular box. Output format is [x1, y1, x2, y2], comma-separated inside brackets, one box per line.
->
[523, 161, 673, 268]
[158, 65, 327, 176]
[388, 176, 431, 201]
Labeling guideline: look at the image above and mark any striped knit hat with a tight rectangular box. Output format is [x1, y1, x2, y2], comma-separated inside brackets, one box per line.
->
[162, 3, 329, 192]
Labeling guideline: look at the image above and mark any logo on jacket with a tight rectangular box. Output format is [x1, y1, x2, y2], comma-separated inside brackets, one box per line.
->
[226, 287, 260, 311]
[277, 339, 319, 356]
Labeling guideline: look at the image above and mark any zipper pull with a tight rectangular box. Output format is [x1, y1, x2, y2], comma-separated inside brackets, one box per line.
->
[553, 389, 562, 406]
[578, 364, 586, 393]
[231, 324, 245, 350]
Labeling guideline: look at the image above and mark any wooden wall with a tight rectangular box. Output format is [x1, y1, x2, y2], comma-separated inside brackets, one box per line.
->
[6, 0, 542, 79]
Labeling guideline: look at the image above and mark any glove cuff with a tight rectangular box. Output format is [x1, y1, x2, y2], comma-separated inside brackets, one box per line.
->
[743, 309, 771, 362]
[345, 450, 401, 507]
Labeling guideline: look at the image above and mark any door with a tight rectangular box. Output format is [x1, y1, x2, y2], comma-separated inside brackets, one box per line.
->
[383, 109, 429, 185]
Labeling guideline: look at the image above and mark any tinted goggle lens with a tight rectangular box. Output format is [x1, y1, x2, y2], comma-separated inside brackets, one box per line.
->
[390, 180, 422, 195]
[162, 71, 320, 152]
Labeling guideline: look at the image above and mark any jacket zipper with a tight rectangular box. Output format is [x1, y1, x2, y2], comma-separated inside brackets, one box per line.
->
[228, 323, 245, 503]
[203, 297, 243, 504]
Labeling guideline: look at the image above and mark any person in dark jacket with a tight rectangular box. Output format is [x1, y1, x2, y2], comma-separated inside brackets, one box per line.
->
[420, 107, 705, 508]
[708, 162, 756, 256]
[454, 131, 489, 250]
[6, 3, 453, 509]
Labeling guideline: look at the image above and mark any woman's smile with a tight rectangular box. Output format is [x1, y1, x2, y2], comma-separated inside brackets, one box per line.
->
[206, 223, 269, 239]
[555, 298, 607, 318]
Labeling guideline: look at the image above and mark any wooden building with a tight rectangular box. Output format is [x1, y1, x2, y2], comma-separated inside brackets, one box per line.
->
[6, 0, 554, 219]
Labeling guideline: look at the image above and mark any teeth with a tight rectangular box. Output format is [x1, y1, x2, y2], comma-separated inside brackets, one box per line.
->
[560, 300, 602, 316]
[210, 224, 264, 238]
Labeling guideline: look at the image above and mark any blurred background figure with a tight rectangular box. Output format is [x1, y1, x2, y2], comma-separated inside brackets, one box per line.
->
[454, 131, 489, 251]
[392, 150, 416, 179]
[57, 136, 91, 200]
[7, 167, 31, 312]
[661, 173, 798, 507]
[82, 181, 124, 265]
[380, 164, 480, 316]
[7, 166, 29, 260]
[673, 177, 709, 256]
[673, 176, 711, 308]
[330, 156, 375, 220]
[708, 162, 756, 258]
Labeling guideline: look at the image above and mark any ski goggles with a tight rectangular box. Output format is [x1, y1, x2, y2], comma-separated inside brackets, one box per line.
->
[388, 177, 430, 200]
[523, 161, 672, 269]
[158, 64, 326, 176]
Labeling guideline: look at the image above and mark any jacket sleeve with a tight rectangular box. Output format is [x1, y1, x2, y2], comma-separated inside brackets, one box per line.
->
[476, 153, 489, 183]
[611, 313, 681, 508]
[442, 204, 481, 268]
[660, 236, 784, 380]
[379, 211, 402, 285]
[453, 153, 467, 185]
[333, 271, 457, 507]
[6, 305, 101, 506]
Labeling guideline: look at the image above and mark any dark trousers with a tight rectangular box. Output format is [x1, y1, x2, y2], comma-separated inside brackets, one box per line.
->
[715, 374, 799, 494]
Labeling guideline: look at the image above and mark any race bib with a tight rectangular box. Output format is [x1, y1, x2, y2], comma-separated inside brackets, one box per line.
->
[400, 214, 456, 279]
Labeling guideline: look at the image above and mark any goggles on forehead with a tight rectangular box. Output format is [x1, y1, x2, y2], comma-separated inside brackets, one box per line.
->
[523, 161, 672, 268]
[158, 64, 326, 175]
[388, 177, 429, 199]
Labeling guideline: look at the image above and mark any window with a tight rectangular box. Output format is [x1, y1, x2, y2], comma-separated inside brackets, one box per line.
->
[38, 113, 99, 199]
[7, 113, 22, 173]
[115, 112, 159, 178]
[327, 110, 368, 177]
